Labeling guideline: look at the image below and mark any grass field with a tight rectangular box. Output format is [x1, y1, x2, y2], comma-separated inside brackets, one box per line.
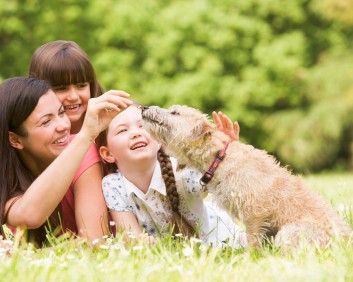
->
[1, 173, 352, 282]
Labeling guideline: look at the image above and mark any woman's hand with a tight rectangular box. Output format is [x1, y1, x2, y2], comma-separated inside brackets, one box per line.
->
[81, 90, 133, 141]
[212, 111, 240, 141]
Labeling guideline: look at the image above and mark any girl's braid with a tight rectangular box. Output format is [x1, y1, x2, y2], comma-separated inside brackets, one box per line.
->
[157, 147, 196, 237]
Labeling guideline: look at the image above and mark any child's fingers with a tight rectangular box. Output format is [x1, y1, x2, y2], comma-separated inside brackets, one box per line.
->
[213, 111, 240, 141]
[108, 96, 133, 109]
[234, 121, 240, 133]
[94, 92, 133, 110]
[99, 101, 122, 112]
[103, 89, 131, 98]
[212, 111, 222, 128]
[86, 99, 125, 118]
[233, 121, 240, 140]
[219, 112, 233, 129]
[217, 111, 234, 131]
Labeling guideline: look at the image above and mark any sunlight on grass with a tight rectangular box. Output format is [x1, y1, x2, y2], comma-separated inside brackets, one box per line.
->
[304, 172, 353, 204]
[1, 174, 352, 281]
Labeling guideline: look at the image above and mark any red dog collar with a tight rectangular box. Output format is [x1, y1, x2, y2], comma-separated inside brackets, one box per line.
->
[200, 142, 229, 186]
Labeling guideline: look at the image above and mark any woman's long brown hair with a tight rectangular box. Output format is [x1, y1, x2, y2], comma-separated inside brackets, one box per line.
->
[0, 77, 63, 247]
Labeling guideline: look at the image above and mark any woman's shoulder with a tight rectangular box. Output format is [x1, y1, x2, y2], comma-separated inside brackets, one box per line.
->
[71, 134, 101, 183]
[70, 134, 100, 162]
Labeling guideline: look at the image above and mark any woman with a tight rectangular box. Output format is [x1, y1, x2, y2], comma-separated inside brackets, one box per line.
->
[0, 77, 132, 247]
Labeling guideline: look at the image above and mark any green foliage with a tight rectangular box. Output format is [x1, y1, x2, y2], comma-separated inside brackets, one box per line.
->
[0, 0, 353, 172]
[264, 55, 353, 172]
[0, 0, 99, 78]
[321, 0, 353, 25]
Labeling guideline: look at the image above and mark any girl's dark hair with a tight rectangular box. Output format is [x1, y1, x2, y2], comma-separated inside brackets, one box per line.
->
[0, 77, 61, 246]
[157, 147, 196, 237]
[98, 126, 117, 174]
[29, 40, 103, 98]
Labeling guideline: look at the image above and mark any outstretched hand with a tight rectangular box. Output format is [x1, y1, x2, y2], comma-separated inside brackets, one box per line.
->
[81, 90, 133, 141]
[212, 111, 240, 141]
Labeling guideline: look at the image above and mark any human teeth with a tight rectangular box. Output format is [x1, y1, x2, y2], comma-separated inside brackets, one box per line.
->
[54, 136, 67, 144]
[65, 105, 80, 110]
[131, 142, 147, 150]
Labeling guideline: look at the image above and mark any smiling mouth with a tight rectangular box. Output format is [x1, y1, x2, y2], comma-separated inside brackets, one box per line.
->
[130, 142, 147, 150]
[65, 104, 81, 111]
[53, 135, 68, 145]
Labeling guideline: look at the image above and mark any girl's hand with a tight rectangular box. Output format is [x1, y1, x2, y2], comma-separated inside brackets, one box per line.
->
[212, 111, 240, 141]
[81, 90, 133, 141]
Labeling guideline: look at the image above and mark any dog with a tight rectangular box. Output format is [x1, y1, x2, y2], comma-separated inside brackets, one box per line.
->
[141, 105, 352, 248]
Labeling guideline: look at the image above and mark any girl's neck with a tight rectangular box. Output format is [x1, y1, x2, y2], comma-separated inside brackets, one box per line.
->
[119, 160, 157, 194]
[70, 121, 82, 134]
[70, 115, 85, 134]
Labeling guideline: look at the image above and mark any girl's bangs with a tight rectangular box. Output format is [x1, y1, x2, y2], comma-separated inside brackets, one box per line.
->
[47, 56, 95, 87]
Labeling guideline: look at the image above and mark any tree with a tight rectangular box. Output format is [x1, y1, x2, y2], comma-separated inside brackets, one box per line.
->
[1, 0, 352, 172]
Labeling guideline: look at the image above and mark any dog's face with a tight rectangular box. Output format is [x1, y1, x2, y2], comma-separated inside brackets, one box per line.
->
[141, 105, 215, 152]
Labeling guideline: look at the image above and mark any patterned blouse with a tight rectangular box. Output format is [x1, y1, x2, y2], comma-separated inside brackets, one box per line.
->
[102, 158, 246, 248]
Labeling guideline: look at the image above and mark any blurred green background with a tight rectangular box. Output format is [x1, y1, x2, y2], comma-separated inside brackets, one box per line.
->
[1, 0, 352, 173]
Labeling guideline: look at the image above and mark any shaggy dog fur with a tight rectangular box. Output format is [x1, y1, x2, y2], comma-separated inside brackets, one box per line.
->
[142, 105, 352, 248]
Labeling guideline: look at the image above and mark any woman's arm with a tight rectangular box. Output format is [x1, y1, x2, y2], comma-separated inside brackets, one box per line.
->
[5, 91, 132, 228]
[74, 162, 109, 242]
[6, 134, 96, 228]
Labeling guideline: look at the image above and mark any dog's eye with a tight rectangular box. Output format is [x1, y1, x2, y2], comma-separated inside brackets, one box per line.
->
[170, 111, 180, 115]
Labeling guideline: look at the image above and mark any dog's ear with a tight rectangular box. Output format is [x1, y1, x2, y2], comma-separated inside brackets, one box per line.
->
[201, 124, 214, 137]
[191, 121, 214, 140]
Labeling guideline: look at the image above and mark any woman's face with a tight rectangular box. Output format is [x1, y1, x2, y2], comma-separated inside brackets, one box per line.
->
[14, 90, 71, 172]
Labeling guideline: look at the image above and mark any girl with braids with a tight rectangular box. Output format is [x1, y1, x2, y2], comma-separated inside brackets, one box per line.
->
[99, 105, 247, 247]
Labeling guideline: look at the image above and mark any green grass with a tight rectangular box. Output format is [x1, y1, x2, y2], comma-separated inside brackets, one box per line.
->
[1, 173, 353, 282]
[305, 173, 353, 204]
